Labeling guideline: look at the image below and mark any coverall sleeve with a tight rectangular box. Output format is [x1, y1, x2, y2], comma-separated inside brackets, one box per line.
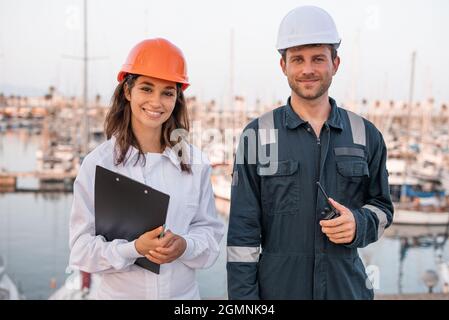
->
[226, 126, 263, 299]
[346, 129, 394, 249]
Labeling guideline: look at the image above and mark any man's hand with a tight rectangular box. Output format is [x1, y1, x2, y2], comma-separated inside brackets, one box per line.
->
[145, 231, 187, 265]
[319, 198, 356, 244]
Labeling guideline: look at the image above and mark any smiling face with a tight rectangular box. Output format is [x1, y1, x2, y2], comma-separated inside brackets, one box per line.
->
[125, 76, 178, 134]
[281, 44, 340, 101]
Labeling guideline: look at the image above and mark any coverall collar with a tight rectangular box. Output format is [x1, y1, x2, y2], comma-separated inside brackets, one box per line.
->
[284, 96, 344, 131]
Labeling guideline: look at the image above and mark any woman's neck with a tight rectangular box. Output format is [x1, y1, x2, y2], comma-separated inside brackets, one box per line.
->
[132, 123, 163, 154]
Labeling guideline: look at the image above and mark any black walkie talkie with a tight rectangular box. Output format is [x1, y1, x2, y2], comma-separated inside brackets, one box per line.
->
[316, 182, 340, 220]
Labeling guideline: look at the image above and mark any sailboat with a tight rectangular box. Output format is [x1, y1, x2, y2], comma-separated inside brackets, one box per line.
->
[48, 0, 101, 298]
[49, 270, 98, 300]
[389, 156, 449, 225]
[0, 255, 24, 300]
[387, 52, 449, 226]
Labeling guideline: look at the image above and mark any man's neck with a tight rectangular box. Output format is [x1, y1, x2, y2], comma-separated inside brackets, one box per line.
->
[290, 92, 331, 124]
[290, 92, 332, 138]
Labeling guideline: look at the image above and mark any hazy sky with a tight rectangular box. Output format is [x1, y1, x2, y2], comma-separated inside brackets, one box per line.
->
[1, 0, 448, 107]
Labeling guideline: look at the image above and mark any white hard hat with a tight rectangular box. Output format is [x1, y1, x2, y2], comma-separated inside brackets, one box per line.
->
[276, 6, 341, 53]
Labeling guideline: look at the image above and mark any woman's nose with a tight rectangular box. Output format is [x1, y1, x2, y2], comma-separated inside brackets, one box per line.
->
[145, 95, 161, 108]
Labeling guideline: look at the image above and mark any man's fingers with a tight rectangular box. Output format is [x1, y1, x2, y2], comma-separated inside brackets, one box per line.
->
[328, 198, 346, 211]
[322, 224, 351, 235]
[320, 215, 346, 227]
[328, 236, 353, 244]
[327, 231, 353, 240]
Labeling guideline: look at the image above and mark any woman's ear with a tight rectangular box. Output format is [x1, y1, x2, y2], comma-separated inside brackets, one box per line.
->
[124, 83, 131, 102]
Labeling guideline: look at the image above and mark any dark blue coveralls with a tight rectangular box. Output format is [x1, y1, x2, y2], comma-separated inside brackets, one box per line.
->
[227, 97, 393, 299]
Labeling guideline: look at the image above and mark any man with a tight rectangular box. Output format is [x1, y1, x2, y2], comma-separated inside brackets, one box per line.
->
[226, 6, 393, 300]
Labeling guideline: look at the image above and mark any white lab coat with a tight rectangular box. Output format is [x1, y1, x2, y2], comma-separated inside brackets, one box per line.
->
[68, 137, 224, 299]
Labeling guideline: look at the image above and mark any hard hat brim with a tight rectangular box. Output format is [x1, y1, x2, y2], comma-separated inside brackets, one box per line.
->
[117, 70, 190, 91]
[277, 37, 341, 52]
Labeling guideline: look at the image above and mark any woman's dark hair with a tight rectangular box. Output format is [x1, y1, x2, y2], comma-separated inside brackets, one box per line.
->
[104, 73, 191, 172]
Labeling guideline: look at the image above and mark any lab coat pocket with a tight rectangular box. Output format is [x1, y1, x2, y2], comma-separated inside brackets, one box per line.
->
[257, 160, 300, 215]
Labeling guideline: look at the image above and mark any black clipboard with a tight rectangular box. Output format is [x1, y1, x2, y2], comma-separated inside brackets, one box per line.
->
[94, 165, 170, 274]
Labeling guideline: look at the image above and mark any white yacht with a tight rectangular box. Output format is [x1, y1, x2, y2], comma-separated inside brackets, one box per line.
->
[0, 255, 23, 300]
[49, 270, 99, 300]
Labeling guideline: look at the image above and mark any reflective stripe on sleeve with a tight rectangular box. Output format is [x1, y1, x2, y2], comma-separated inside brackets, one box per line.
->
[363, 204, 388, 239]
[227, 246, 260, 263]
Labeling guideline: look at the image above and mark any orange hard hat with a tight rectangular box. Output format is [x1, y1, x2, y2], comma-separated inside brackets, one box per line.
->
[117, 38, 189, 91]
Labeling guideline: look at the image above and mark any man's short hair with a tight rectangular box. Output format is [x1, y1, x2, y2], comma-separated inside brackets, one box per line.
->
[281, 44, 338, 61]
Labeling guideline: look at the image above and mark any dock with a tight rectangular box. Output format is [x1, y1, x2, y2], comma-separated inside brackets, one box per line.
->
[0, 171, 77, 180]
[375, 293, 449, 300]
[0, 171, 77, 193]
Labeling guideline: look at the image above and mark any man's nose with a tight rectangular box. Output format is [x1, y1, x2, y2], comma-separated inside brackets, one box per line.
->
[301, 61, 315, 76]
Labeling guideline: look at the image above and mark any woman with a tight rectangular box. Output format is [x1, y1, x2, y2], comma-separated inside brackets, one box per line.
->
[69, 38, 224, 299]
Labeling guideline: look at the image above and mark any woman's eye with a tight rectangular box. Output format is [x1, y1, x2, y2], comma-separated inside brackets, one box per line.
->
[141, 87, 152, 92]
[164, 92, 175, 97]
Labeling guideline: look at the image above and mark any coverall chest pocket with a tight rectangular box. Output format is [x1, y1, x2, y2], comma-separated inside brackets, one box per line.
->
[336, 160, 369, 203]
[257, 160, 300, 215]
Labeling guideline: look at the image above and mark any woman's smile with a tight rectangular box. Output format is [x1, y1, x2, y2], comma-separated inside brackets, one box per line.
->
[141, 106, 164, 120]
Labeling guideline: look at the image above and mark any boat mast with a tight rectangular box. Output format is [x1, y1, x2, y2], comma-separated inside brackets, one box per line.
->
[81, 0, 89, 157]
[400, 51, 416, 203]
[407, 51, 416, 137]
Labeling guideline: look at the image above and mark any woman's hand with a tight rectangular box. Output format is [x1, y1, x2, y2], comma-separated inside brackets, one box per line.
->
[145, 231, 187, 265]
[134, 226, 175, 256]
